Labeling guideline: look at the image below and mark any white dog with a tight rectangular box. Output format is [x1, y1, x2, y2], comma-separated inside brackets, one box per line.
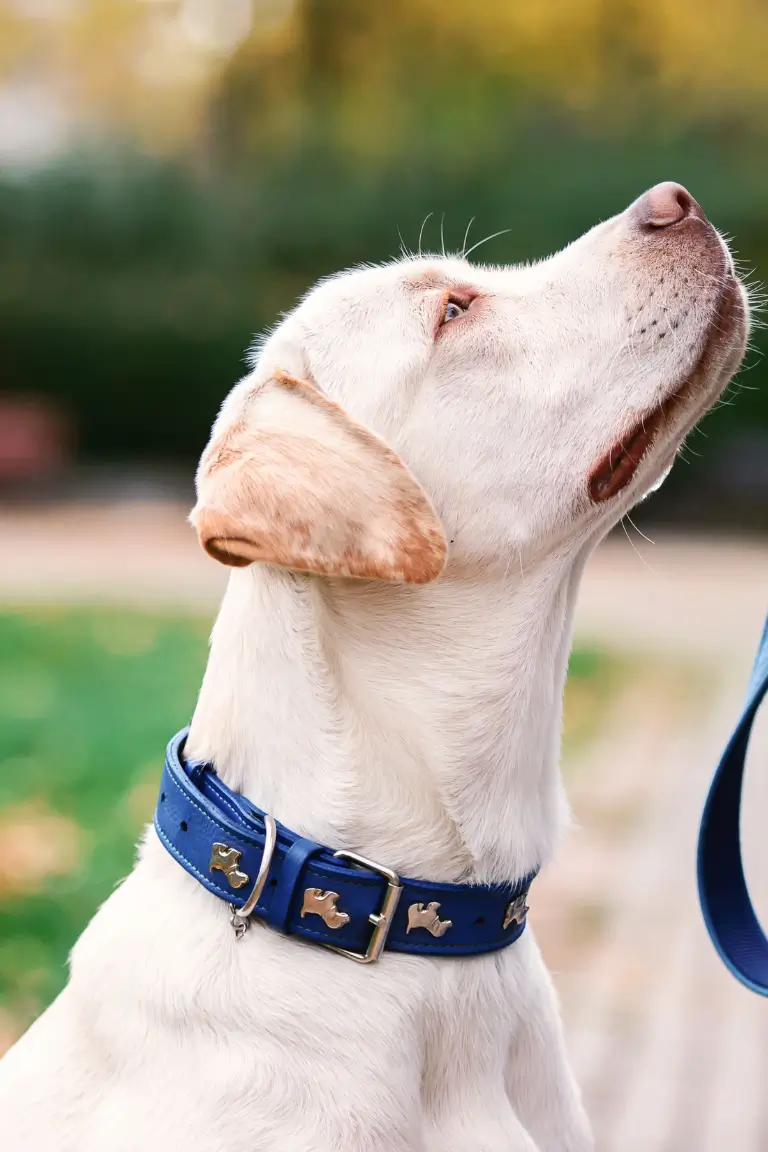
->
[0, 183, 748, 1151]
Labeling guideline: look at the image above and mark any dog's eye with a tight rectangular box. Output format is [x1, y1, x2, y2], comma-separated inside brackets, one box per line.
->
[442, 298, 466, 324]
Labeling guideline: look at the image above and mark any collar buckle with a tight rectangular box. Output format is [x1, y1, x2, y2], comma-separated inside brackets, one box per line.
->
[323, 850, 403, 964]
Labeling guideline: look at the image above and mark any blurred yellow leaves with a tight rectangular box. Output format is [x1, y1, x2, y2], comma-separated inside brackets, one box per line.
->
[0, 1, 766, 155]
[647, 0, 768, 107]
[0, 0, 231, 152]
[413, 0, 768, 111]
[0, 799, 82, 896]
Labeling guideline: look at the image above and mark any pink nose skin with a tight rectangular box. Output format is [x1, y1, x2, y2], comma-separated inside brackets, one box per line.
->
[632, 182, 702, 229]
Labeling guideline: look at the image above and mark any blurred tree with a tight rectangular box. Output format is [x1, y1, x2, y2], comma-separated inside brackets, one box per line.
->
[0, 1, 765, 525]
[3, 1, 768, 158]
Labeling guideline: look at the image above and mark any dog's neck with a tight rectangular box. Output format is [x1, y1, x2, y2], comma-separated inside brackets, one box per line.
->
[187, 550, 588, 886]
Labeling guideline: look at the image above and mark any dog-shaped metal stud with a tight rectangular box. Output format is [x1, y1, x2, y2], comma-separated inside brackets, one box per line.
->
[503, 891, 530, 930]
[300, 889, 351, 929]
[406, 901, 452, 937]
[209, 843, 250, 890]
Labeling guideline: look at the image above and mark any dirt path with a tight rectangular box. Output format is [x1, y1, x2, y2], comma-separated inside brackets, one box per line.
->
[2, 502, 767, 1148]
[1, 503, 766, 658]
[537, 660, 768, 1151]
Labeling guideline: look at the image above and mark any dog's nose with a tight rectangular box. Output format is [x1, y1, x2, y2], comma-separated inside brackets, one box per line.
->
[631, 182, 702, 229]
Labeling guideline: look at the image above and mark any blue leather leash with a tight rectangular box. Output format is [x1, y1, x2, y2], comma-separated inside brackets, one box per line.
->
[154, 728, 536, 963]
[697, 614, 768, 995]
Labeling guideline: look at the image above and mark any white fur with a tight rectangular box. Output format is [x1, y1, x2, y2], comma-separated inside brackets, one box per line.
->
[0, 190, 748, 1151]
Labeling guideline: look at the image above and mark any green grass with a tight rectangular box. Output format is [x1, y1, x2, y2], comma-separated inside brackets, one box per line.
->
[0, 608, 616, 1042]
[0, 608, 211, 1033]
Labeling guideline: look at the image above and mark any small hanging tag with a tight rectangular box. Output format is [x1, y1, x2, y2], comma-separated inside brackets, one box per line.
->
[229, 903, 249, 940]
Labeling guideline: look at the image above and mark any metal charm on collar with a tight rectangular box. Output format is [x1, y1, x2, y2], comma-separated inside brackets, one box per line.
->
[503, 890, 530, 930]
[407, 901, 452, 937]
[226, 815, 278, 940]
[301, 889, 350, 928]
[155, 728, 539, 960]
[209, 843, 249, 889]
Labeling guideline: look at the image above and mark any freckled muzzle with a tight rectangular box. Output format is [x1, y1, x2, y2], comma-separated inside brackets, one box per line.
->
[589, 268, 743, 503]
[588, 182, 744, 504]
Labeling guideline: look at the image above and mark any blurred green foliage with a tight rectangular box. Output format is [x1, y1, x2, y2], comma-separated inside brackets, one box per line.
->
[4, 125, 766, 466]
[0, 1, 766, 510]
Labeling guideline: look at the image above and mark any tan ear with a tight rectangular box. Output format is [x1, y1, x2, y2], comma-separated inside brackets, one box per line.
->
[190, 371, 447, 584]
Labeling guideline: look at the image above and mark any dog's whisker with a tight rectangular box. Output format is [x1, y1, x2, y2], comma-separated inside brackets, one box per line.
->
[620, 517, 657, 575]
[461, 217, 475, 260]
[603, 329, 635, 380]
[626, 307, 646, 368]
[624, 513, 656, 547]
[463, 228, 512, 261]
[417, 212, 433, 258]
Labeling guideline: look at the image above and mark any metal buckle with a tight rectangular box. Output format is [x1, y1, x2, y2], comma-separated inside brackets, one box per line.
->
[324, 850, 403, 964]
[229, 814, 277, 940]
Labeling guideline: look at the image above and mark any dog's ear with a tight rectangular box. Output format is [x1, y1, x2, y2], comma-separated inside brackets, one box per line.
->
[190, 371, 447, 584]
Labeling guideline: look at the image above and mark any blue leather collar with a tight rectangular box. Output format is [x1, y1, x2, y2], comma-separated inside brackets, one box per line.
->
[154, 729, 537, 962]
[697, 614, 768, 995]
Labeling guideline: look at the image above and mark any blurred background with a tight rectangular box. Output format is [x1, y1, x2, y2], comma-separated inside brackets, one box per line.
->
[1, 3, 767, 1149]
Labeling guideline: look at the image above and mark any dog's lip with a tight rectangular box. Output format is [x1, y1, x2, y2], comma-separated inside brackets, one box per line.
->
[589, 403, 673, 503]
[589, 275, 742, 504]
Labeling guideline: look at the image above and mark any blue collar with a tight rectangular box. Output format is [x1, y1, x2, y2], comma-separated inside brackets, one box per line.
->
[154, 729, 537, 963]
[698, 613, 768, 995]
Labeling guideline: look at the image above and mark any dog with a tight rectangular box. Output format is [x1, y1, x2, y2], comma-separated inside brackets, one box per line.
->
[0, 183, 748, 1151]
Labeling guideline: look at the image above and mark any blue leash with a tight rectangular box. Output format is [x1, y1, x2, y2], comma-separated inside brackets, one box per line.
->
[697, 614, 768, 995]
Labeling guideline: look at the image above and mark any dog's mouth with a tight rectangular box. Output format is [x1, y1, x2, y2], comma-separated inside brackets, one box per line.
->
[589, 276, 742, 504]
[588, 393, 681, 503]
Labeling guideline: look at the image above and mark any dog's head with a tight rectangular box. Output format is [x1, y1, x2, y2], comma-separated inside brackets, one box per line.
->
[192, 183, 749, 582]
